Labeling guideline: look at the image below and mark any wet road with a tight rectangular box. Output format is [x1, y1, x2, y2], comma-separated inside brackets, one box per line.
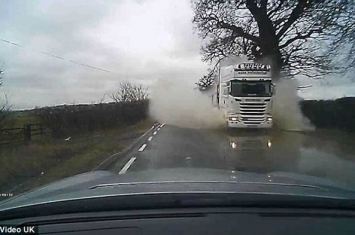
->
[110, 124, 355, 187]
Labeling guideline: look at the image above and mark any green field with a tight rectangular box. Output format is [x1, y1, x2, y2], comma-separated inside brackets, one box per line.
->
[0, 118, 153, 195]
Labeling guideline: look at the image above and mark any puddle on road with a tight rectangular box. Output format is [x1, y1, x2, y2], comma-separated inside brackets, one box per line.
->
[217, 128, 355, 188]
[298, 148, 355, 187]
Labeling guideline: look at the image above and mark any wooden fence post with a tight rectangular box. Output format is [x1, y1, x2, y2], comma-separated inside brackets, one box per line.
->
[24, 124, 31, 141]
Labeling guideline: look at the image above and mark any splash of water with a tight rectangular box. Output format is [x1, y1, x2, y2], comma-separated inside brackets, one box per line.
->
[273, 79, 314, 131]
[149, 79, 224, 129]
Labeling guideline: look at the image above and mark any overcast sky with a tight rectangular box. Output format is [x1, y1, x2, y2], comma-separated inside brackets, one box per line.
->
[0, 0, 208, 109]
[0, 0, 354, 109]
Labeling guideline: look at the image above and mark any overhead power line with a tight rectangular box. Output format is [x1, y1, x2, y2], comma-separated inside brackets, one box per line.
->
[0, 38, 115, 74]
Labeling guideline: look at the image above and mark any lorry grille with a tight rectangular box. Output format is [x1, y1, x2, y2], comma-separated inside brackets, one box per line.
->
[241, 116, 265, 125]
[240, 102, 267, 125]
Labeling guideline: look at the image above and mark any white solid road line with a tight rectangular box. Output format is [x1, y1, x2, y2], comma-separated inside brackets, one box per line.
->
[153, 131, 157, 135]
[119, 157, 136, 174]
[148, 136, 153, 141]
[138, 144, 147, 152]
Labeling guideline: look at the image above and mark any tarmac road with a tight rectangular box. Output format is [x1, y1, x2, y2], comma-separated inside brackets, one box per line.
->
[110, 123, 355, 187]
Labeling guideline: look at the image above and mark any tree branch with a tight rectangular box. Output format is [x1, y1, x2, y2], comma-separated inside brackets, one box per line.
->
[217, 21, 259, 43]
[260, 0, 268, 13]
[280, 28, 322, 49]
[267, 0, 286, 18]
[276, 1, 310, 39]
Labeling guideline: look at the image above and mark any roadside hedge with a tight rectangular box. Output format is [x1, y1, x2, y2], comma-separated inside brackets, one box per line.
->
[300, 97, 355, 131]
[36, 100, 149, 138]
[33, 97, 355, 136]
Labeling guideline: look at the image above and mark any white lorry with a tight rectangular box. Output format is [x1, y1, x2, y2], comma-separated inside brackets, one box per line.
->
[216, 62, 274, 128]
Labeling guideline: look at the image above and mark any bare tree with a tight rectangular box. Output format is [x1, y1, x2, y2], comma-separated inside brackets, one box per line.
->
[0, 68, 9, 129]
[0, 68, 3, 87]
[110, 82, 149, 102]
[193, 0, 354, 82]
[0, 94, 11, 129]
[196, 69, 216, 90]
[99, 94, 106, 104]
[326, 1, 355, 69]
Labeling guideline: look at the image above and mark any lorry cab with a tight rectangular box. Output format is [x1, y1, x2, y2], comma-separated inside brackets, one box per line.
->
[218, 62, 274, 129]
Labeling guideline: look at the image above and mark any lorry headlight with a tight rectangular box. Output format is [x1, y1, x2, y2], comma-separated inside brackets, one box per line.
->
[229, 117, 238, 121]
[230, 142, 237, 149]
[267, 117, 272, 122]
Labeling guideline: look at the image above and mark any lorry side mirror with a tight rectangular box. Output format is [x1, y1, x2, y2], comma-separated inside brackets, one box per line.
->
[222, 82, 230, 96]
[271, 84, 276, 95]
[223, 86, 229, 96]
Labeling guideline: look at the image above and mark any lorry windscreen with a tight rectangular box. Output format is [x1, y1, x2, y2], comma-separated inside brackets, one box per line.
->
[231, 81, 271, 97]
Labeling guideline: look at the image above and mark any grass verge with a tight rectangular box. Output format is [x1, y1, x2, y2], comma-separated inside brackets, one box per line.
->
[0, 119, 154, 196]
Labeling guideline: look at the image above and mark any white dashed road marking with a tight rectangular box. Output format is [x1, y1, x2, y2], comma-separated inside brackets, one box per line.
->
[119, 157, 136, 174]
[138, 144, 147, 152]
[119, 124, 163, 174]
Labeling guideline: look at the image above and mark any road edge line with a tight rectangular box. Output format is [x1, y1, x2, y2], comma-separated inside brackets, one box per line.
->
[92, 122, 159, 171]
